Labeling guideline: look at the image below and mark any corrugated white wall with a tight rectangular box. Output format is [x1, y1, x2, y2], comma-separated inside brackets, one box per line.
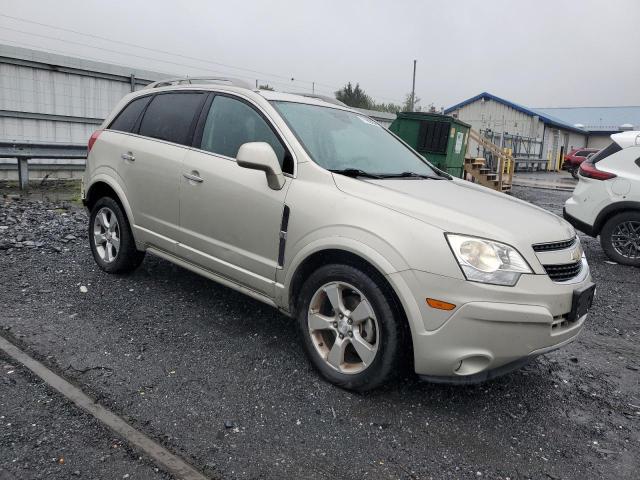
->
[0, 64, 133, 119]
[0, 63, 137, 143]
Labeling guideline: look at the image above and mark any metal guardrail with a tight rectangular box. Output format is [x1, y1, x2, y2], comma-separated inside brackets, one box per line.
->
[0, 141, 87, 189]
[513, 157, 549, 172]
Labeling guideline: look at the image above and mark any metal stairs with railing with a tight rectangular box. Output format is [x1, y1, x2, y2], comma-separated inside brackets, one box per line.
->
[463, 129, 515, 193]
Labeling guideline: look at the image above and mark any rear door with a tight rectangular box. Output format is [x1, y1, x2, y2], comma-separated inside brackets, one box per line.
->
[177, 93, 294, 296]
[123, 91, 207, 252]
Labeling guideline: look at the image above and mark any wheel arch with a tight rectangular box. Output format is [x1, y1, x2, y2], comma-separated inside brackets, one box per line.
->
[287, 248, 393, 312]
[593, 201, 640, 235]
[84, 175, 135, 227]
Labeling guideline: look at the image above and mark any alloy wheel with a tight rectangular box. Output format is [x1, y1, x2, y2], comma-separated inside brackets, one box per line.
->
[307, 281, 379, 374]
[611, 220, 640, 259]
[93, 207, 121, 263]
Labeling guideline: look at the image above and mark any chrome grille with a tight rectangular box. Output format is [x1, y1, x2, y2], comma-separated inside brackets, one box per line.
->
[532, 237, 576, 252]
[543, 261, 583, 282]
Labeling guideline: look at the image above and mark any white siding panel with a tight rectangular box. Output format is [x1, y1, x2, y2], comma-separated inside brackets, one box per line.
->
[0, 117, 94, 143]
[1, 64, 132, 119]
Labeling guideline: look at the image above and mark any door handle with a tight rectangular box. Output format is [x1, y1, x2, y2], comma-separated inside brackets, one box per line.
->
[121, 152, 135, 162]
[183, 171, 204, 183]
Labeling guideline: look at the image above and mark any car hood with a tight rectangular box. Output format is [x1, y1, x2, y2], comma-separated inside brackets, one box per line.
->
[333, 176, 575, 247]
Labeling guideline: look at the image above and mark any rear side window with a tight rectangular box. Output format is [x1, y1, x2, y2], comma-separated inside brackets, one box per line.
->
[109, 96, 152, 133]
[199, 95, 293, 173]
[588, 142, 621, 164]
[138, 93, 206, 145]
[575, 150, 592, 157]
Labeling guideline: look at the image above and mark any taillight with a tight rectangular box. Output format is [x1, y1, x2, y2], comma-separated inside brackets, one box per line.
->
[88, 130, 102, 153]
[579, 161, 616, 180]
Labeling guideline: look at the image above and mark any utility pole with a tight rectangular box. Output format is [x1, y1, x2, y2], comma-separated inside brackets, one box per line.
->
[255, 79, 258, 88]
[312, 82, 315, 94]
[410, 59, 417, 111]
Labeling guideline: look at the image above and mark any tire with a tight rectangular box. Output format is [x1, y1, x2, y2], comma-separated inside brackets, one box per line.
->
[88, 196, 145, 273]
[296, 264, 407, 392]
[569, 166, 579, 179]
[600, 211, 640, 267]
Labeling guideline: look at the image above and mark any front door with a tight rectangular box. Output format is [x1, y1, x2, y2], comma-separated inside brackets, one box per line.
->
[177, 94, 294, 296]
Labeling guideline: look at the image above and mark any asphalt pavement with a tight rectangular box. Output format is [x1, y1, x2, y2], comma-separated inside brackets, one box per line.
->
[1, 185, 639, 480]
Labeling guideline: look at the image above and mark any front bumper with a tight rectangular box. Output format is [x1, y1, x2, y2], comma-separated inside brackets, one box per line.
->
[419, 334, 577, 384]
[389, 269, 592, 381]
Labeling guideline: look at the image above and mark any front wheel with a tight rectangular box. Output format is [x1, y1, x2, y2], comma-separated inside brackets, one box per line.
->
[296, 264, 406, 391]
[600, 211, 640, 266]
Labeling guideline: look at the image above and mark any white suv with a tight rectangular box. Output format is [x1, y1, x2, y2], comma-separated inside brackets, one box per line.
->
[564, 131, 640, 266]
[82, 78, 594, 391]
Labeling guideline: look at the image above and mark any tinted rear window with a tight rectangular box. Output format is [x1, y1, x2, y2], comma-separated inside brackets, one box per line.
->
[588, 143, 621, 164]
[575, 150, 592, 157]
[138, 93, 206, 145]
[109, 96, 152, 133]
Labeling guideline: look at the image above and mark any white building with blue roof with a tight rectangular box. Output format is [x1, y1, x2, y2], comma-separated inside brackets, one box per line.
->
[445, 92, 640, 170]
[532, 106, 640, 149]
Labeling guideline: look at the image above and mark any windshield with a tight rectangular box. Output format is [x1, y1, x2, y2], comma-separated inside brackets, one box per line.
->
[271, 101, 437, 177]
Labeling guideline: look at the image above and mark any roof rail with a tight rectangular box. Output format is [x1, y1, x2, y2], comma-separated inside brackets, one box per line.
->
[144, 76, 252, 90]
[282, 92, 347, 107]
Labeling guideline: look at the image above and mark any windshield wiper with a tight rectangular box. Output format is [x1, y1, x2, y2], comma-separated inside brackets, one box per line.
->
[377, 171, 444, 180]
[329, 168, 382, 179]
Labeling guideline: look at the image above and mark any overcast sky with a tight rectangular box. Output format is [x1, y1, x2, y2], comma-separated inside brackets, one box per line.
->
[1, 0, 639, 109]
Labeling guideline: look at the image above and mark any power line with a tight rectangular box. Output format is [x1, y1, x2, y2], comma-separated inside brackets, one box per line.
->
[0, 37, 337, 98]
[0, 13, 405, 104]
[0, 26, 314, 92]
[0, 13, 307, 84]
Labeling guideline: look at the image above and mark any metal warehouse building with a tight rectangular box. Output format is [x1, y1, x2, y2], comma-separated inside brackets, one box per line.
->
[0, 44, 166, 180]
[445, 92, 640, 170]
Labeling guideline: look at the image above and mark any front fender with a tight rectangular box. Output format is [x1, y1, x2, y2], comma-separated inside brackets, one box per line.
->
[276, 233, 432, 356]
[276, 227, 410, 311]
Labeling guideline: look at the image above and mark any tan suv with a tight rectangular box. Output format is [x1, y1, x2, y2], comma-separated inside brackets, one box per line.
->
[83, 78, 595, 391]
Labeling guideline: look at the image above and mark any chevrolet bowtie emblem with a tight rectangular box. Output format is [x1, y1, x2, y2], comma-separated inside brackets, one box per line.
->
[571, 246, 583, 262]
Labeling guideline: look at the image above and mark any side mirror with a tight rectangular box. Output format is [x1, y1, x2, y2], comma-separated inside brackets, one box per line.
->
[236, 142, 285, 190]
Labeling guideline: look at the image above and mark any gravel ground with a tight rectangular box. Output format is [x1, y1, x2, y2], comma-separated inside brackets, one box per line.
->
[0, 186, 639, 480]
[0, 353, 170, 480]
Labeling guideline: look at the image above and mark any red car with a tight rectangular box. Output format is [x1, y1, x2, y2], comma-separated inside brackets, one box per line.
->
[564, 148, 599, 178]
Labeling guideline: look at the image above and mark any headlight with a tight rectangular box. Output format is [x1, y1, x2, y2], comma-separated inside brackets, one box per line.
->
[446, 234, 532, 286]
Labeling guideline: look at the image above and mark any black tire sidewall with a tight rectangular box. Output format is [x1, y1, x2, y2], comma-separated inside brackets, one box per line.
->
[296, 264, 403, 391]
[600, 211, 640, 267]
[570, 166, 579, 179]
[89, 197, 143, 273]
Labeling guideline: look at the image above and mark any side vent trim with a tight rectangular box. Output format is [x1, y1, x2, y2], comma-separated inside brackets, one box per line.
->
[277, 205, 290, 268]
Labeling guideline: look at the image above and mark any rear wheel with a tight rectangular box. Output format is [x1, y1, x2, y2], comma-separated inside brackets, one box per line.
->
[600, 211, 640, 266]
[89, 197, 145, 273]
[296, 264, 406, 391]
[569, 165, 579, 179]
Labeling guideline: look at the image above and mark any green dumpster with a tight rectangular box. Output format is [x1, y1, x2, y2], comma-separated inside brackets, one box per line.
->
[389, 112, 470, 178]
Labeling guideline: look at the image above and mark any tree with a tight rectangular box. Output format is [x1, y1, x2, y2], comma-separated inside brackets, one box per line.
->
[335, 82, 372, 109]
[370, 101, 403, 113]
[258, 84, 274, 91]
[402, 92, 422, 112]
